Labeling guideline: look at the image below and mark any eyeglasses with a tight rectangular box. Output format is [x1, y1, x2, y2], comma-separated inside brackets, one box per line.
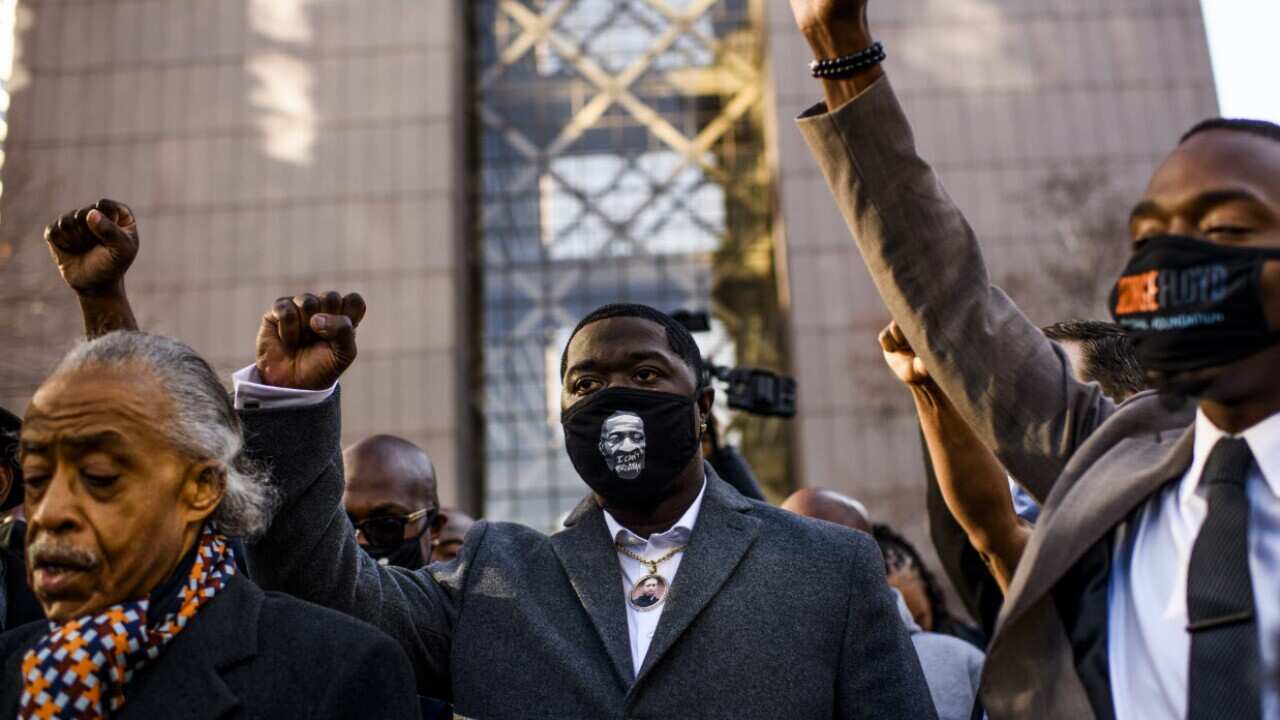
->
[352, 508, 436, 548]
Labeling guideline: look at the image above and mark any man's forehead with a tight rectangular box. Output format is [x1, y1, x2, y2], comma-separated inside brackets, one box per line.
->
[1145, 130, 1280, 206]
[566, 317, 675, 365]
[24, 367, 168, 438]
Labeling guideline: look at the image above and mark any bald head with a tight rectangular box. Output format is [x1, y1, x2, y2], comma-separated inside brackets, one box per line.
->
[343, 435, 439, 523]
[781, 487, 871, 534]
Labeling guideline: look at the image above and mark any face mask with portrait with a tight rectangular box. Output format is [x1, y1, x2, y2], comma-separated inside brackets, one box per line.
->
[561, 387, 702, 508]
[1110, 234, 1280, 379]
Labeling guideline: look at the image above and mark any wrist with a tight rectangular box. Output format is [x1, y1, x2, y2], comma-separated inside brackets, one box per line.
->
[76, 279, 127, 301]
[907, 381, 947, 412]
[802, 20, 873, 61]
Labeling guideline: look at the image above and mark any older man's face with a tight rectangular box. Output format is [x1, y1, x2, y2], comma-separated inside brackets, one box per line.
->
[20, 364, 220, 621]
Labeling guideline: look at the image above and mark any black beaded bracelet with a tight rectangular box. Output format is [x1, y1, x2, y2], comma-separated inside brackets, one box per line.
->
[809, 41, 886, 79]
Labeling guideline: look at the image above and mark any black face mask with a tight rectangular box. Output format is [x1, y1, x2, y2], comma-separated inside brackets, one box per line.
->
[1110, 234, 1280, 378]
[363, 538, 428, 571]
[561, 387, 702, 508]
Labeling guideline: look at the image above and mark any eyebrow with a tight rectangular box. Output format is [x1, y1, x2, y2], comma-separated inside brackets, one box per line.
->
[20, 430, 130, 455]
[566, 350, 675, 377]
[1129, 187, 1267, 226]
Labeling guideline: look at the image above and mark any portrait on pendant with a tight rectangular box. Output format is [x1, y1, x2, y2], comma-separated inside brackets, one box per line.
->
[630, 575, 668, 610]
[600, 410, 646, 479]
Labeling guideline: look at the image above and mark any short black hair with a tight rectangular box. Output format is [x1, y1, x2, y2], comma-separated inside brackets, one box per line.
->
[1180, 118, 1280, 146]
[872, 523, 954, 629]
[559, 303, 706, 388]
[1041, 320, 1147, 402]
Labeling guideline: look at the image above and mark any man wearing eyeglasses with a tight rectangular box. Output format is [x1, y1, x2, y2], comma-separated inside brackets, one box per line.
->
[343, 435, 445, 571]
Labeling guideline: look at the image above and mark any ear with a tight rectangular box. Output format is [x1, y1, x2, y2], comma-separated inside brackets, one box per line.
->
[431, 509, 448, 534]
[695, 387, 715, 426]
[179, 460, 226, 524]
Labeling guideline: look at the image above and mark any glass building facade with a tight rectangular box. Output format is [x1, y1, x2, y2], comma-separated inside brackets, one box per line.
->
[471, 0, 788, 530]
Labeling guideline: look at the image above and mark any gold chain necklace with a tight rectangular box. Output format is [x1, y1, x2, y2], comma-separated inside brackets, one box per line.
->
[615, 542, 686, 612]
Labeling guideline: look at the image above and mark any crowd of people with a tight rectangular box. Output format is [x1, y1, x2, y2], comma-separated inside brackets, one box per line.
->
[0, 0, 1277, 717]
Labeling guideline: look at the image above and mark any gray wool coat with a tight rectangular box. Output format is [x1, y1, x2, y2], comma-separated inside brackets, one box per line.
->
[240, 392, 936, 720]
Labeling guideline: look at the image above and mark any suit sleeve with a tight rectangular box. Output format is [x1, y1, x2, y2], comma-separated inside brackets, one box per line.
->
[835, 532, 938, 720]
[239, 388, 476, 698]
[794, 77, 1114, 502]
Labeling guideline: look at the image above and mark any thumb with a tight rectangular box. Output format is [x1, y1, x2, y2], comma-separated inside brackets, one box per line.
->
[311, 314, 358, 363]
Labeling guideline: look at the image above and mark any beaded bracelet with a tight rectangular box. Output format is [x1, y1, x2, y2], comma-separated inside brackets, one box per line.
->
[809, 41, 886, 79]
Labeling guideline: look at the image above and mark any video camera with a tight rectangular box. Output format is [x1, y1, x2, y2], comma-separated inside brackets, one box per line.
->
[671, 310, 797, 419]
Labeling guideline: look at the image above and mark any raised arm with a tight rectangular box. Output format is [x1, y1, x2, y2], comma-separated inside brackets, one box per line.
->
[787, 1, 1114, 499]
[238, 292, 459, 697]
[44, 199, 140, 337]
[881, 321, 1029, 593]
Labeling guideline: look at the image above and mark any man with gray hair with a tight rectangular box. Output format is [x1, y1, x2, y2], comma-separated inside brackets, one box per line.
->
[0, 201, 419, 719]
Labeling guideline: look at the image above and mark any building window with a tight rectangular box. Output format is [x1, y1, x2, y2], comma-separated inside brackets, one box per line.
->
[472, 0, 787, 529]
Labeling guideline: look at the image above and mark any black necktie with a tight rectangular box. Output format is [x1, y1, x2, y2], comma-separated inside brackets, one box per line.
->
[1186, 436, 1261, 720]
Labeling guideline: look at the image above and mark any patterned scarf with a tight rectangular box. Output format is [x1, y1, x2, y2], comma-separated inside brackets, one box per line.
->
[18, 530, 237, 720]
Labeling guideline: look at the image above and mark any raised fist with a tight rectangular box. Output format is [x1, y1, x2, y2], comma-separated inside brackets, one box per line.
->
[878, 321, 932, 387]
[256, 292, 366, 390]
[44, 199, 139, 296]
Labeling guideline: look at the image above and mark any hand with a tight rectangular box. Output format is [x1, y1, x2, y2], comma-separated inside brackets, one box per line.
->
[44, 199, 139, 297]
[788, 0, 871, 58]
[878, 321, 932, 386]
[256, 292, 367, 390]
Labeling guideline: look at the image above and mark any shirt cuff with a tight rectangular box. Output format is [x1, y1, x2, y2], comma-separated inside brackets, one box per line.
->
[232, 365, 337, 410]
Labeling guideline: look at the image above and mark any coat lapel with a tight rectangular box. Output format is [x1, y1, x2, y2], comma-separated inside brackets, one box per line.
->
[550, 497, 636, 687]
[999, 424, 1196, 632]
[122, 574, 262, 719]
[633, 473, 760, 686]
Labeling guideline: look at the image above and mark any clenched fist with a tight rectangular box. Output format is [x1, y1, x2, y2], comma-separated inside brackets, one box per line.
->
[879, 321, 932, 387]
[44, 199, 139, 296]
[256, 292, 366, 390]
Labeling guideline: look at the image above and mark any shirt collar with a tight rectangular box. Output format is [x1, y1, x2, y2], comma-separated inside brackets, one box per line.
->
[1181, 408, 1280, 506]
[602, 478, 707, 548]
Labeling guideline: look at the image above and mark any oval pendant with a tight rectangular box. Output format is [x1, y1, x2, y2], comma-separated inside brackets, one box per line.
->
[628, 573, 669, 611]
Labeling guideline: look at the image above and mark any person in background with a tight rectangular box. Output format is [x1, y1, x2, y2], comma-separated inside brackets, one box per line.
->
[780, 487, 871, 534]
[0, 406, 40, 631]
[790, 0, 1280, 716]
[872, 524, 984, 650]
[783, 489, 982, 720]
[344, 434, 445, 571]
[0, 331, 419, 718]
[432, 507, 475, 563]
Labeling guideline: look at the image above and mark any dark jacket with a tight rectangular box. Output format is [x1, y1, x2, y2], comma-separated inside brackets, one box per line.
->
[0, 573, 421, 719]
[241, 391, 937, 720]
[706, 445, 767, 501]
[0, 520, 42, 632]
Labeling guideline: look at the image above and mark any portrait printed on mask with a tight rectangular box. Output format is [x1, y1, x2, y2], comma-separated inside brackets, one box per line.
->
[599, 411, 646, 480]
[630, 575, 668, 610]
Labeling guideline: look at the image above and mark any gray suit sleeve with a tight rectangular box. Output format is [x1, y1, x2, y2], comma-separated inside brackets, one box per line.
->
[837, 532, 939, 720]
[794, 77, 1115, 502]
[239, 389, 468, 698]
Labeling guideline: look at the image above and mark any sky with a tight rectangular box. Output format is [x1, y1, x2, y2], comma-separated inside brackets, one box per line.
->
[1201, 0, 1280, 123]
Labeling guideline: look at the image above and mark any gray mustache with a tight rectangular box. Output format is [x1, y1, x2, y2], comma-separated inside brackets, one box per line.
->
[28, 540, 98, 571]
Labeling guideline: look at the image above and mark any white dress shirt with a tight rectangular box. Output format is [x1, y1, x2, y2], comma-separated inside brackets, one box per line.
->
[231, 365, 337, 409]
[602, 480, 706, 676]
[1108, 409, 1280, 720]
